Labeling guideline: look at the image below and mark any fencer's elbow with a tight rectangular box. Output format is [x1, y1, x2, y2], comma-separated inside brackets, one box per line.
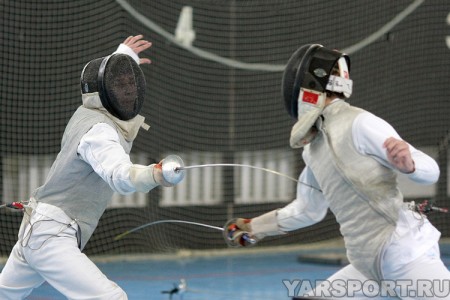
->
[108, 178, 136, 195]
[407, 160, 440, 185]
[430, 169, 440, 184]
[423, 164, 440, 185]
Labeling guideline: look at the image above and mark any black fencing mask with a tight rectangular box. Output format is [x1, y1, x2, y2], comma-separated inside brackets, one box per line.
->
[282, 44, 351, 119]
[80, 53, 146, 120]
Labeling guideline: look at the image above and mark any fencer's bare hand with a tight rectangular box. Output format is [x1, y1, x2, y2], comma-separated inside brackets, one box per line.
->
[123, 35, 152, 65]
[383, 137, 415, 174]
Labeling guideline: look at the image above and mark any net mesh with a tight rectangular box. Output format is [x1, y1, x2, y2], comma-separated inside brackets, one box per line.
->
[1, 0, 450, 256]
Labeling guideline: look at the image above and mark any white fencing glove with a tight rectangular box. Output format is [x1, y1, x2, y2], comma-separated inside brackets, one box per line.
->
[130, 160, 175, 193]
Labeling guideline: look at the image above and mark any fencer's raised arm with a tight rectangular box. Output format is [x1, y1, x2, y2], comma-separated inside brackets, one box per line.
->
[352, 111, 439, 184]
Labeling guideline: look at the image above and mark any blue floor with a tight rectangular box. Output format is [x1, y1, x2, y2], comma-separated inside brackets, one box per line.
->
[25, 249, 342, 300]
[3, 246, 450, 300]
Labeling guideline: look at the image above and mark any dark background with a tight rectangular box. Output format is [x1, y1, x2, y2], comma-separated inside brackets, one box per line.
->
[1, 0, 449, 255]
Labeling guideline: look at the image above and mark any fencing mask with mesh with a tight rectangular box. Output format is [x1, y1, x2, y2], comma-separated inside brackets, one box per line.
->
[80, 53, 146, 121]
[282, 44, 352, 148]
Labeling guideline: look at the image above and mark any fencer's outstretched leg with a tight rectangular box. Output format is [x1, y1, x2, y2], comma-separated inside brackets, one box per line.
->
[0, 242, 45, 300]
[23, 224, 127, 300]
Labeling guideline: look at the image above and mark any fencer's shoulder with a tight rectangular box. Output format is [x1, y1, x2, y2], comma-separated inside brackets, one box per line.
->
[352, 111, 397, 144]
[344, 102, 366, 113]
[76, 105, 105, 117]
[82, 122, 120, 144]
[327, 101, 366, 121]
[75, 106, 115, 123]
[90, 122, 116, 131]
[353, 111, 376, 131]
[87, 122, 117, 135]
[68, 107, 116, 133]
[353, 110, 389, 127]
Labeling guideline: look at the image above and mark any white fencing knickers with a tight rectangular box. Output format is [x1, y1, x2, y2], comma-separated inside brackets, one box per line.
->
[0, 201, 127, 300]
[302, 207, 450, 299]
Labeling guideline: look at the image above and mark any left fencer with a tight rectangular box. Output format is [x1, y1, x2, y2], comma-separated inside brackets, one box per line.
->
[0, 35, 180, 300]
